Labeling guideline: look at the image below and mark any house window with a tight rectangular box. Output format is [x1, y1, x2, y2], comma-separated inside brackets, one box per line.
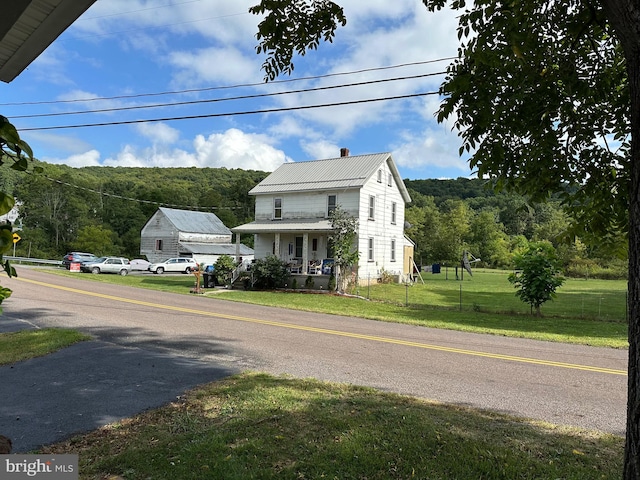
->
[368, 238, 374, 262]
[368, 195, 375, 220]
[312, 238, 318, 252]
[388, 173, 392, 187]
[155, 239, 163, 250]
[295, 236, 303, 258]
[391, 239, 396, 262]
[327, 194, 337, 216]
[391, 202, 397, 224]
[377, 169, 382, 183]
[274, 198, 282, 220]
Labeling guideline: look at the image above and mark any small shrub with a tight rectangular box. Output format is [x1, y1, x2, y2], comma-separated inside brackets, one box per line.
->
[379, 268, 394, 284]
[291, 278, 298, 290]
[305, 276, 315, 289]
[328, 272, 336, 291]
[252, 255, 289, 290]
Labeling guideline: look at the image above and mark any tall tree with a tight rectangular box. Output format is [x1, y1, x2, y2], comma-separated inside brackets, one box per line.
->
[250, 1, 640, 476]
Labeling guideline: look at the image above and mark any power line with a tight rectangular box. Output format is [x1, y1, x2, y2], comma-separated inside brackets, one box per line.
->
[20, 91, 439, 131]
[46, 176, 248, 211]
[11, 72, 446, 119]
[0, 58, 454, 107]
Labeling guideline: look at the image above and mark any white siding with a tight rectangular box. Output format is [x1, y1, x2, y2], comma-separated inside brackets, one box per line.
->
[254, 190, 359, 221]
[356, 161, 406, 280]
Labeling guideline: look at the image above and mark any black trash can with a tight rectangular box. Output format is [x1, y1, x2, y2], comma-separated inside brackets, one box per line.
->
[432, 263, 441, 274]
[203, 273, 216, 288]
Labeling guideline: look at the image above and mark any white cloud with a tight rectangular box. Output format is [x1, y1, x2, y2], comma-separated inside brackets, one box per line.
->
[43, 149, 102, 167]
[168, 46, 262, 85]
[136, 122, 180, 145]
[24, 131, 93, 156]
[43, 128, 289, 171]
[300, 140, 342, 160]
[392, 126, 471, 178]
[193, 128, 290, 170]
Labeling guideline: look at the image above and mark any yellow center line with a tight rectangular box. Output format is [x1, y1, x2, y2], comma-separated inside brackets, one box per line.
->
[18, 277, 627, 376]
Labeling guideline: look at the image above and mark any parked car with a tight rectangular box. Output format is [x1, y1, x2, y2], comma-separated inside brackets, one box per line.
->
[129, 259, 151, 271]
[80, 256, 131, 275]
[62, 252, 98, 269]
[148, 257, 198, 274]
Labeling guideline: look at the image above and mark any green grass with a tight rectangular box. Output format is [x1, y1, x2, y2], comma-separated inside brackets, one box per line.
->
[42, 268, 629, 348]
[0, 328, 90, 365]
[39, 372, 623, 480]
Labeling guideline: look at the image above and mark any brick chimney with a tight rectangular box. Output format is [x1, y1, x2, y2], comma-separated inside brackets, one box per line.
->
[340, 147, 350, 157]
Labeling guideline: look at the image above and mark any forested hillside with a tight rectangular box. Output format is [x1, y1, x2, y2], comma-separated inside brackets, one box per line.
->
[0, 164, 627, 279]
[2, 160, 267, 261]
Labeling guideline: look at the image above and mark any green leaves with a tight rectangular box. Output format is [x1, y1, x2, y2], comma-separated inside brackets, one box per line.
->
[425, 1, 628, 241]
[250, 0, 347, 81]
[0, 114, 33, 167]
[0, 225, 13, 255]
[508, 242, 565, 315]
[0, 192, 14, 217]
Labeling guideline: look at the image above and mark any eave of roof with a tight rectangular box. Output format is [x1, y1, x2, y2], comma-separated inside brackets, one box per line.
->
[232, 219, 334, 234]
[178, 242, 254, 255]
[0, 0, 97, 83]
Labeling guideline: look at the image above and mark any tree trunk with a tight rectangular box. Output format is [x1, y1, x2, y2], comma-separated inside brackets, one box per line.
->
[599, 0, 640, 477]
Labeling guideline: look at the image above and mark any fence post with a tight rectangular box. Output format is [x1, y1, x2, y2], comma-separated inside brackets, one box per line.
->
[406, 282, 409, 307]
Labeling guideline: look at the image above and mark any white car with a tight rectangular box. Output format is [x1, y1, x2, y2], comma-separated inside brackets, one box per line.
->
[148, 257, 198, 274]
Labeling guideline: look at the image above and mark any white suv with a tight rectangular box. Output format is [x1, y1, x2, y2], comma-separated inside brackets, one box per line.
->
[148, 257, 198, 274]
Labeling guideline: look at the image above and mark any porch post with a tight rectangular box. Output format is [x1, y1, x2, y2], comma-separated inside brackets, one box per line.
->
[235, 234, 240, 262]
[303, 233, 309, 274]
[274, 233, 281, 259]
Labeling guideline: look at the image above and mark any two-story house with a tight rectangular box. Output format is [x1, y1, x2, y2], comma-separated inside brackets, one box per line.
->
[232, 149, 414, 282]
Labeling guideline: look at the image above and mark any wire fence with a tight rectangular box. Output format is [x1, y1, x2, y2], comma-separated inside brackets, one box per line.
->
[348, 272, 627, 323]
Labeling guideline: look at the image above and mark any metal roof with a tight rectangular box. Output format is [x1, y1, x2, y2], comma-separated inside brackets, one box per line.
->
[0, 0, 97, 83]
[159, 207, 231, 235]
[249, 152, 411, 203]
[232, 219, 334, 234]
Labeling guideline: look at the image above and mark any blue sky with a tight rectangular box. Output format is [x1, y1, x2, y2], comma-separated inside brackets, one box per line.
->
[0, 0, 472, 181]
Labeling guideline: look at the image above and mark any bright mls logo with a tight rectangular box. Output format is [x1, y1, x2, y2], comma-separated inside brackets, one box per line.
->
[1, 455, 78, 479]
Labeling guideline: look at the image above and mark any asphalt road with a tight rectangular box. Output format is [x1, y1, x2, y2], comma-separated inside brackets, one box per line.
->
[1, 267, 628, 450]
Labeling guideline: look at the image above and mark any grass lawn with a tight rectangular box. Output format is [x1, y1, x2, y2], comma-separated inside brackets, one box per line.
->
[0, 328, 90, 365]
[39, 372, 623, 480]
[41, 267, 629, 348]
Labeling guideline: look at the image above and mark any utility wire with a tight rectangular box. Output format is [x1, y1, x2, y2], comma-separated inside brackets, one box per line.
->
[20, 91, 439, 131]
[47, 176, 248, 211]
[11, 72, 446, 119]
[0, 58, 454, 107]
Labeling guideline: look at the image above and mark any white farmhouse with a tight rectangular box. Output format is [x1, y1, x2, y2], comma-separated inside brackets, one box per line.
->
[232, 149, 415, 282]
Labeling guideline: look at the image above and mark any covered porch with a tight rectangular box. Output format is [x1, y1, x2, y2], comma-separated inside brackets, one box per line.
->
[231, 219, 335, 276]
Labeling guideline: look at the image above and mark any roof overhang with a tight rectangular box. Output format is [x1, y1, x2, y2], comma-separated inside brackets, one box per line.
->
[179, 242, 254, 256]
[0, 0, 98, 83]
[232, 219, 334, 234]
